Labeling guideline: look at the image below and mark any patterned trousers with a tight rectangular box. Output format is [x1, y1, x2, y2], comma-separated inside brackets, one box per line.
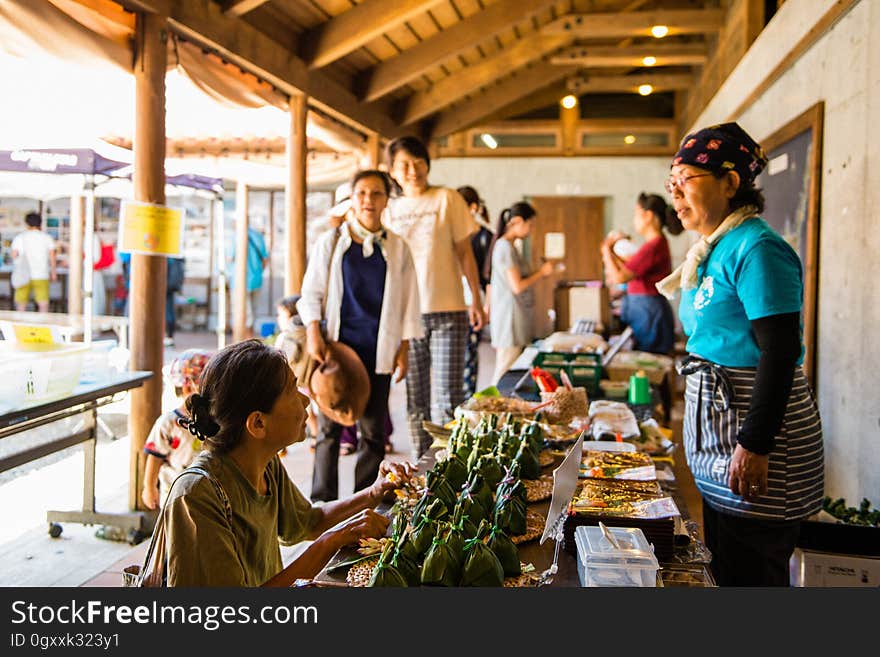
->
[462, 325, 481, 400]
[406, 311, 469, 458]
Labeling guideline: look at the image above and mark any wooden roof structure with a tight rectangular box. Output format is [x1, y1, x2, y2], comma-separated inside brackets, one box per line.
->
[113, 0, 772, 153]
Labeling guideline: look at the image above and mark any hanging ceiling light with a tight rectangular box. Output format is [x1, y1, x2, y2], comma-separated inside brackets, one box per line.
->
[560, 94, 578, 109]
[651, 25, 669, 38]
[624, 135, 636, 145]
[642, 56, 657, 66]
[480, 133, 498, 149]
[638, 84, 653, 96]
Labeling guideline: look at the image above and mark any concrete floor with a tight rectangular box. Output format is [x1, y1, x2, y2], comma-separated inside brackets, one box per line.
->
[0, 330, 697, 587]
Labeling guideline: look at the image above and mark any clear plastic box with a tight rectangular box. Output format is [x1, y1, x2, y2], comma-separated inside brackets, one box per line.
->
[574, 525, 659, 587]
[0, 342, 87, 403]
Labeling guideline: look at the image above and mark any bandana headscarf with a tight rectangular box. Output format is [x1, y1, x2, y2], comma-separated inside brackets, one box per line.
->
[672, 122, 768, 185]
[346, 217, 386, 258]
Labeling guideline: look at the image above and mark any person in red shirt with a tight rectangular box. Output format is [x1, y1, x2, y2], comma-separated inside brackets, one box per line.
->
[601, 193, 683, 354]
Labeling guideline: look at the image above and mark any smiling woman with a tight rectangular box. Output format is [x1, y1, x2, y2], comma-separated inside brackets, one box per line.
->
[658, 122, 824, 587]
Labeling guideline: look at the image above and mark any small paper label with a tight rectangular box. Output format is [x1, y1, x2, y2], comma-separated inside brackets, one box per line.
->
[13, 325, 55, 345]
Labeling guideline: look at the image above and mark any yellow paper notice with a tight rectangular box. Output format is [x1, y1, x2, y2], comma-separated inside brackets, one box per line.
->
[119, 201, 185, 257]
[13, 325, 54, 344]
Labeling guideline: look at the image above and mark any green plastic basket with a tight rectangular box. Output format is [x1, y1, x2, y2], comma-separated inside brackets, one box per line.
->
[532, 351, 602, 394]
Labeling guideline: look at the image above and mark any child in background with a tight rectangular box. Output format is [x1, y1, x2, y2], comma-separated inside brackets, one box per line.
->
[141, 349, 213, 510]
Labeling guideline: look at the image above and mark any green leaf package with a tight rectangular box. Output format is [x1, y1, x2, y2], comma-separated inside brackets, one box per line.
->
[460, 521, 504, 587]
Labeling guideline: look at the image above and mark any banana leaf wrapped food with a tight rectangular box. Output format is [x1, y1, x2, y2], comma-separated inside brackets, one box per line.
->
[412, 471, 457, 522]
[474, 453, 503, 490]
[442, 522, 466, 568]
[420, 531, 462, 587]
[460, 521, 505, 587]
[452, 500, 479, 539]
[487, 523, 521, 577]
[465, 471, 495, 517]
[493, 491, 528, 536]
[368, 543, 408, 587]
[514, 436, 541, 480]
[410, 498, 449, 556]
[441, 453, 469, 492]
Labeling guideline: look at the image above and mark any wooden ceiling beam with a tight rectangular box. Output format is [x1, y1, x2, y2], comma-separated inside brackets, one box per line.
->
[300, 0, 446, 69]
[359, 0, 559, 102]
[550, 42, 708, 67]
[401, 35, 571, 125]
[567, 72, 693, 93]
[221, 0, 270, 18]
[429, 61, 577, 139]
[128, 0, 403, 138]
[542, 9, 724, 39]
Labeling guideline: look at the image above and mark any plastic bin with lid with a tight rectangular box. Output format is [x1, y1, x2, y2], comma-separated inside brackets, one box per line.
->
[0, 342, 88, 403]
[574, 525, 659, 587]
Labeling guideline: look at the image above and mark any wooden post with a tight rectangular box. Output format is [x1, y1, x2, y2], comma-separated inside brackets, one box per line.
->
[561, 102, 579, 156]
[233, 180, 249, 342]
[363, 131, 381, 169]
[129, 11, 167, 512]
[285, 92, 308, 296]
[267, 190, 275, 314]
[67, 195, 85, 315]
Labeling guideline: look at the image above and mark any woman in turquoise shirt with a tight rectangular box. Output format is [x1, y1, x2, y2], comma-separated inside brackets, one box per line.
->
[657, 122, 823, 586]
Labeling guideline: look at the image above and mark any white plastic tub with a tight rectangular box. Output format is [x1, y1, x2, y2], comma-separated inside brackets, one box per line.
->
[0, 342, 88, 403]
[575, 525, 659, 587]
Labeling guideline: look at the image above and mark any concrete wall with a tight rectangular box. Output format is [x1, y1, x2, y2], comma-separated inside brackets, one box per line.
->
[429, 156, 695, 264]
[692, 0, 879, 504]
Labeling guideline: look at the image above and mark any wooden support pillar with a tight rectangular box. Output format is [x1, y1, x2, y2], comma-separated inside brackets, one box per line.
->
[233, 180, 249, 343]
[561, 103, 579, 156]
[362, 131, 381, 169]
[67, 195, 85, 315]
[285, 92, 308, 296]
[129, 11, 167, 512]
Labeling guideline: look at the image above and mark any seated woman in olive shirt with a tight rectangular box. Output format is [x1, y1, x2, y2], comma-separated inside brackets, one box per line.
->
[142, 340, 414, 587]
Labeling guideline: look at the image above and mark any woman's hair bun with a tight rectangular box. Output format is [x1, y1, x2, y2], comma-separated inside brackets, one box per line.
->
[181, 393, 221, 440]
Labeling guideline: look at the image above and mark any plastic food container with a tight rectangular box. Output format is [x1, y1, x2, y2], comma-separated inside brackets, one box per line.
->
[79, 339, 117, 385]
[0, 342, 88, 403]
[574, 525, 659, 587]
[0, 350, 30, 413]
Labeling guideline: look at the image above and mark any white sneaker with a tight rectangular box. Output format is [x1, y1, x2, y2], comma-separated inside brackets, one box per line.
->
[163, 337, 174, 347]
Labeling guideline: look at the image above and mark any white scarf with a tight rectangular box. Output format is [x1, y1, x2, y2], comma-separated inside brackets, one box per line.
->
[346, 217, 386, 258]
[656, 205, 759, 300]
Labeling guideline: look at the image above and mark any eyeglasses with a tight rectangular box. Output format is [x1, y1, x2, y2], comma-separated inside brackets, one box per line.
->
[664, 172, 713, 194]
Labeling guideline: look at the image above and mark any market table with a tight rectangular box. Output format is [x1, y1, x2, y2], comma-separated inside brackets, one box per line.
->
[0, 309, 130, 348]
[0, 370, 152, 543]
[314, 445, 712, 587]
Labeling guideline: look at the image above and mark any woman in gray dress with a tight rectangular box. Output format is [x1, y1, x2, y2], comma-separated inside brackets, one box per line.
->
[487, 202, 562, 384]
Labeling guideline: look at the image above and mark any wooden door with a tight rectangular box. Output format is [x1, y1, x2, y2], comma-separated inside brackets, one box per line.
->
[527, 196, 605, 336]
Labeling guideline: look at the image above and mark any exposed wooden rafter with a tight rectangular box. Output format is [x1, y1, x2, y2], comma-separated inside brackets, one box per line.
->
[118, 0, 403, 139]
[550, 43, 708, 67]
[542, 9, 724, 39]
[401, 35, 571, 125]
[567, 72, 693, 93]
[221, 0, 270, 18]
[358, 0, 559, 102]
[300, 0, 446, 70]
[429, 61, 577, 139]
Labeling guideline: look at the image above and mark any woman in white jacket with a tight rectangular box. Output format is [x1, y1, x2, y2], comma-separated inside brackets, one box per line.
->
[298, 170, 422, 501]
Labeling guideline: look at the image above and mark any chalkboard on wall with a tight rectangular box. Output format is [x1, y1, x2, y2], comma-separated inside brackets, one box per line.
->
[756, 102, 824, 389]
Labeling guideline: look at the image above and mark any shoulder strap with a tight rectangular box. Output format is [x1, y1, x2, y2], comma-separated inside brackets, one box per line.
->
[136, 465, 234, 587]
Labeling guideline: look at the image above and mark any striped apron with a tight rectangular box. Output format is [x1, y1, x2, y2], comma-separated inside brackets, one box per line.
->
[680, 355, 824, 521]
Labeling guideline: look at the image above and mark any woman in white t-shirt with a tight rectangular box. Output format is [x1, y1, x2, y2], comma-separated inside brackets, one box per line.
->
[11, 212, 56, 312]
[384, 136, 485, 458]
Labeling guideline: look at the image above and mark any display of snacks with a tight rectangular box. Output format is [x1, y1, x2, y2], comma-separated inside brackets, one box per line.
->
[580, 450, 656, 480]
[347, 557, 380, 587]
[524, 475, 554, 502]
[659, 564, 717, 587]
[538, 386, 589, 425]
[571, 478, 666, 514]
[458, 395, 535, 415]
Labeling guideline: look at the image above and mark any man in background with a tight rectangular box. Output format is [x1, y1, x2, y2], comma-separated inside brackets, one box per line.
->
[11, 211, 56, 312]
